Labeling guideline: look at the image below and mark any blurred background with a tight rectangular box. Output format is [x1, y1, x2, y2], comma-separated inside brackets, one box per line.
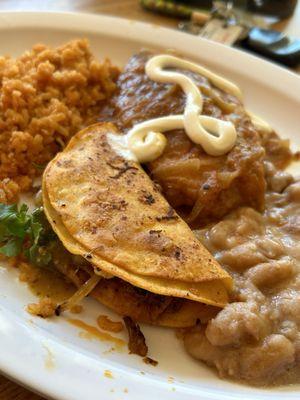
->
[0, 0, 299, 68]
[0, 1, 299, 399]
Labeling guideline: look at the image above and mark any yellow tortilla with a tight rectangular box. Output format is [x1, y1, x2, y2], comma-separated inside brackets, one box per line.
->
[43, 123, 232, 307]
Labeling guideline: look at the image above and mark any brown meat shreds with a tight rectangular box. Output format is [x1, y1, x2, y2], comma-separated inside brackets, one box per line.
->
[100, 52, 292, 226]
[143, 357, 158, 366]
[0, 39, 119, 203]
[27, 297, 57, 318]
[123, 316, 148, 357]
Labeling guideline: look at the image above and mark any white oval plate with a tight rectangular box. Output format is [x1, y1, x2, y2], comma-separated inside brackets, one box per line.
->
[0, 11, 299, 400]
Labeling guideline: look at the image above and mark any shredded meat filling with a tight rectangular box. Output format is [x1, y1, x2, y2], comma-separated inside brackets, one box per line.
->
[123, 316, 148, 357]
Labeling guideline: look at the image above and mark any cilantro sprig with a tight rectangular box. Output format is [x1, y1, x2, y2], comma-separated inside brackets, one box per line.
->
[0, 203, 56, 267]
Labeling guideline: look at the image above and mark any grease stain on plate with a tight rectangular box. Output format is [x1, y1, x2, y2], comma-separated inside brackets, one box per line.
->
[97, 314, 124, 333]
[20, 262, 75, 303]
[104, 369, 113, 379]
[102, 346, 117, 355]
[43, 344, 55, 371]
[68, 318, 125, 351]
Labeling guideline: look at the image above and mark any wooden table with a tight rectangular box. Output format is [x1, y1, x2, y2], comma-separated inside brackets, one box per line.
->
[0, 1, 300, 399]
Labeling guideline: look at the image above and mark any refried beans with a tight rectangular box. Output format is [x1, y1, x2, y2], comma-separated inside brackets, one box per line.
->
[184, 164, 300, 385]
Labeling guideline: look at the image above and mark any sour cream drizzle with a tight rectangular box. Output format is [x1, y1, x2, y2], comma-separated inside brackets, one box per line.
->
[110, 55, 272, 163]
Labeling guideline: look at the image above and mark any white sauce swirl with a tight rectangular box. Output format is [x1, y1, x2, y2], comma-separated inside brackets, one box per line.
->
[110, 54, 273, 163]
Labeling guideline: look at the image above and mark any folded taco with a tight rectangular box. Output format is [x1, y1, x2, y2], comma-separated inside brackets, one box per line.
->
[42, 122, 232, 327]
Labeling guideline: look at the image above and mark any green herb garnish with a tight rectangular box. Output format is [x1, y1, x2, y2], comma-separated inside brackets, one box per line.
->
[0, 203, 56, 267]
[32, 162, 47, 171]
